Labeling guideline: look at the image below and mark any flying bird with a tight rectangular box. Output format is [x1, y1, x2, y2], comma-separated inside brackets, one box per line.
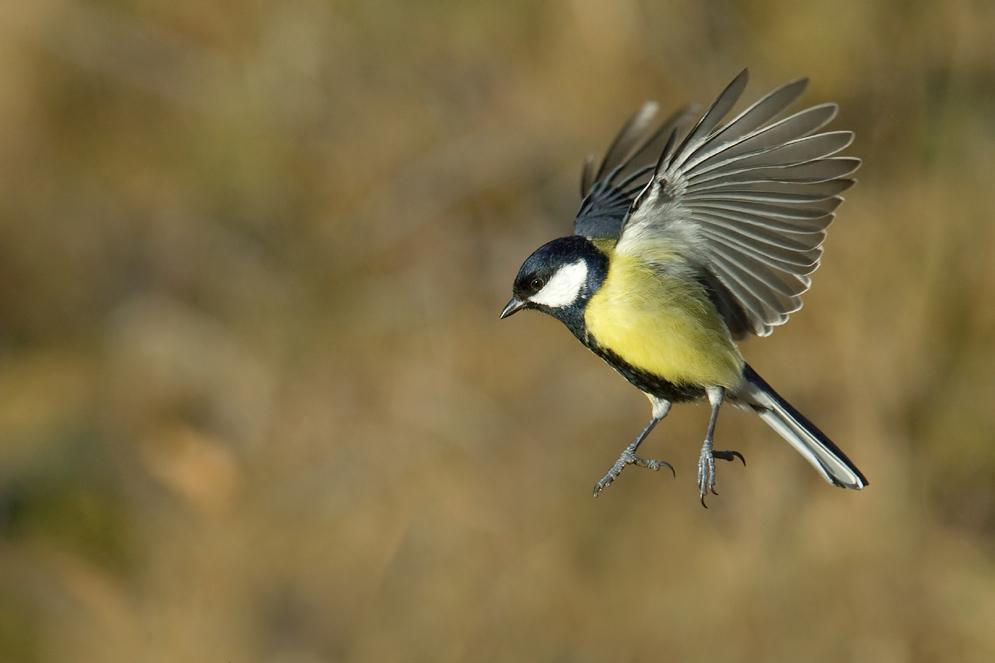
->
[501, 70, 868, 505]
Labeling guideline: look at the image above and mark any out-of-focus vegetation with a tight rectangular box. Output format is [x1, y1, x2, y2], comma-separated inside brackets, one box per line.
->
[1, 1, 994, 661]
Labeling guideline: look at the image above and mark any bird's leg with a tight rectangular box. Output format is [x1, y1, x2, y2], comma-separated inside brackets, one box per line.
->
[697, 386, 746, 507]
[593, 399, 674, 497]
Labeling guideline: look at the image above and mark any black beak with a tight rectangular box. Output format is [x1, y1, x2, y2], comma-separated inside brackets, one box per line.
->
[499, 297, 527, 319]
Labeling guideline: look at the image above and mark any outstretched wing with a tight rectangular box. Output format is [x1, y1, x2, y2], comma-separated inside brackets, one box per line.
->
[617, 69, 860, 337]
[574, 103, 694, 239]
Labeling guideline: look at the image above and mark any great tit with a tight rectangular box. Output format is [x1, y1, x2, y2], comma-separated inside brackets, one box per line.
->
[501, 70, 868, 505]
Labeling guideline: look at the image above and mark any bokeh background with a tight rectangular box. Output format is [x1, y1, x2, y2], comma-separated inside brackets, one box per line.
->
[1, 1, 994, 661]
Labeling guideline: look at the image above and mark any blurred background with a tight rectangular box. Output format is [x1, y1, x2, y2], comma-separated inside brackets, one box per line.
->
[1, 1, 994, 661]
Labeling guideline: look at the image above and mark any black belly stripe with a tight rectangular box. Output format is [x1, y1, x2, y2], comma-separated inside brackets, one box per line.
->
[587, 341, 706, 403]
[553, 295, 706, 404]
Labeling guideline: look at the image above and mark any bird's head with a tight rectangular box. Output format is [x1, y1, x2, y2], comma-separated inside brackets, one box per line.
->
[500, 235, 608, 323]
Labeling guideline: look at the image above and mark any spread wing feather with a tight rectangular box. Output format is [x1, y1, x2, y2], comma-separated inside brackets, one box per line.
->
[684, 104, 838, 173]
[692, 78, 806, 149]
[690, 157, 860, 187]
[574, 104, 694, 239]
[617, 69, 860, 336]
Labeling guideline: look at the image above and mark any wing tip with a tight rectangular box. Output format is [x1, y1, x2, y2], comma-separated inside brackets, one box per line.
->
[580, 154, 596, 196]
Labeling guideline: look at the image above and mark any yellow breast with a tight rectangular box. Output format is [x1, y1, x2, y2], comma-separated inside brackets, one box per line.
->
[584, 251, 743, 388]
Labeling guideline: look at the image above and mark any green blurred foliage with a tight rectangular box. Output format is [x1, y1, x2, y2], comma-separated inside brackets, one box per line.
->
[1, 1, 994, 661]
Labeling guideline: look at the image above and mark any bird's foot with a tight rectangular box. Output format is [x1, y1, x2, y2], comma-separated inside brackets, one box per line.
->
[593, 445, 674, 497]
[697, 443, 745, 508]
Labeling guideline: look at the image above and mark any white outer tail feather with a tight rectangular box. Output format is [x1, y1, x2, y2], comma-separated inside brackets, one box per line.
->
[739, 365, 867, 489]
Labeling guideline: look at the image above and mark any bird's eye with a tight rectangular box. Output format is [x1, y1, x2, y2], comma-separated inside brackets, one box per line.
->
[530, 277, 544, 291]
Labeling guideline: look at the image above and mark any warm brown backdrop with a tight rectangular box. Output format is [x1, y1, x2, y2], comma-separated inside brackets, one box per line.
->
[1, 1, 994, 661]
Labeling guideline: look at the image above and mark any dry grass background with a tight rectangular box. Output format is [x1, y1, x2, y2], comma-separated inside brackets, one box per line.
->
[1, 1, 994, 661]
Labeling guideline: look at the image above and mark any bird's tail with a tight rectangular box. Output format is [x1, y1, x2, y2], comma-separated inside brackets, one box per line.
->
[738, 364, 868, 489]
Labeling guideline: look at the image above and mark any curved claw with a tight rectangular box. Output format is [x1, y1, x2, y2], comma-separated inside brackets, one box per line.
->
[699, 494, 709, 509]
[592, 478, 613, 498]
[714, 450, 746, 466]
[638, 458, 676, 478]
[594, 449, 675, 498]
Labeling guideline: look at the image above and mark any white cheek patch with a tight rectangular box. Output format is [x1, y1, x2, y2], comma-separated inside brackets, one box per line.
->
[529, 260, 588, 308]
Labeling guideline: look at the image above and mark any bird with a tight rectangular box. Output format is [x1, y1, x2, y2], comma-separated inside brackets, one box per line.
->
[500, 69, 868, 505]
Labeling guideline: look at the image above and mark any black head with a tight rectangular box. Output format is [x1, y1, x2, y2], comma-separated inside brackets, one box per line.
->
[500, 235, 608, 322]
